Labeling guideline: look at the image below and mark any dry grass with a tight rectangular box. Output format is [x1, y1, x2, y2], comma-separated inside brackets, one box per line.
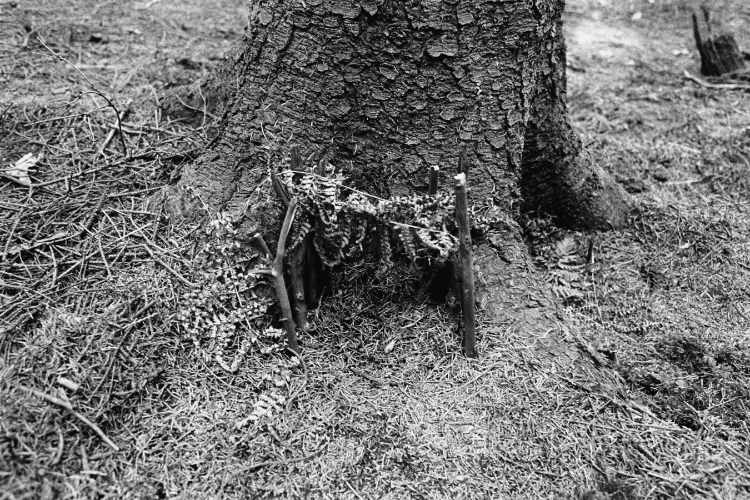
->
[2, 0, 750, 498]
[0, 1, 223, 497]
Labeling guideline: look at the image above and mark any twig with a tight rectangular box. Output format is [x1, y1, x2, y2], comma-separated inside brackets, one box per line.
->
[252, 233, 272, 257]
[26, 161, 124, 189]
[79, 195, 106, 235]
[36, 37, 129, 156]
[171, 94, 220, 122]
[428, 165, 439, 195]
[141, 243, 195, 287]
[97, 101, 131, 158]
[289, 244, 308, 331]
[303, 239, 323, 309]
[387, 220, 458, 237]
[94, 311, 160, 416]
[89, 301, 158, 402]
[271, 172, 290, 207]
[4, 231, 71, 257]
[2, 201, 26, 259]
[20, 385, 120, 452]
[455, 173, 477, 357]
[437, 361, 503, 395]
[348, 366, 400, 387]
[458, 148, 470, 177]
[247, 449, 322, 472]
[272, 199, 299, 353]
[283, 146, 308, 331]
[349, 366, 384, 386]
[692, 12, 704, 55]
[684, 70, 750, 90]
[57, 376, 81, 392]
[574, 334, 607, 367]
[51, 427, 64, 465]
[271, 146, 300, 207]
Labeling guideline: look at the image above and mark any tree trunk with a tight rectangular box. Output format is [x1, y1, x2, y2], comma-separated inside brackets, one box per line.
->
[158, 0, 630, 334]
[692, 7, 746, 77]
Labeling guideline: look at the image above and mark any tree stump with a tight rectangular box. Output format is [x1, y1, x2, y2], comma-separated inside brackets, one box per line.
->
[692, 6, 746, 77]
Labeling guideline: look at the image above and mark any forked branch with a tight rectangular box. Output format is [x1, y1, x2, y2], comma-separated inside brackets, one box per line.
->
[273, 199, 300, 353]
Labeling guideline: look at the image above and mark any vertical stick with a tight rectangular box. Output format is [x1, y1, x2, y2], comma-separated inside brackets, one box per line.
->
[290, 145, 302, 171]
[458, 148, 470, 177]
[285, 145, 308, 331]
[289, 243, 308, 331]
[273, 199, 299, 353]
[428, 165, 440, 195]
[454, 173, 477, 357]
[692, 12, 703, 53]
[304, 238, 323, 305]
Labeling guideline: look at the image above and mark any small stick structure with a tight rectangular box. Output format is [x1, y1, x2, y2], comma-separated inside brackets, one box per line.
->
[270, 153, 478, 356]
[454, 173, 477, 357]
[692, 6, 746, 77]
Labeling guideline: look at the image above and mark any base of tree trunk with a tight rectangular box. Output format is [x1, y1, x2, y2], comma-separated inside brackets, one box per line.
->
[692, 7, 746, 77]
[154, 0, 634, 355]
[159, 48, 245, 128]
[520, 112, 630, 230]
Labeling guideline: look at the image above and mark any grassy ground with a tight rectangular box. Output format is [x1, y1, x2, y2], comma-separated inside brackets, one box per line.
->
[2, 0, 750, 498]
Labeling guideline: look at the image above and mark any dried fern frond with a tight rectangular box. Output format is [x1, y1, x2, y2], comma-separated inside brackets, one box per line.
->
[277, 168, 471, 271]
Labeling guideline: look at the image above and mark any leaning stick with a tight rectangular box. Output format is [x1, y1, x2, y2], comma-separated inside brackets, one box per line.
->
[273, 199, 300, 353]
[97, 101, 131, 158]
[454, 173, 477, 357]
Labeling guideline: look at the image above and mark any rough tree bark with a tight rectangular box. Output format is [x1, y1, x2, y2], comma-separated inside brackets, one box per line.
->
[158, 0, 630, 336]
[691, 6, 746, 77]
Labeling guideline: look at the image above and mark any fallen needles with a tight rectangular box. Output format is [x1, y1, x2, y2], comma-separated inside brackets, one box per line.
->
[140, 243, 195, 287]
[247, 449, 323, 472]
[89, 300, 159, 404]
[20, 385, 120, 452]
[348, 366, 400, 388]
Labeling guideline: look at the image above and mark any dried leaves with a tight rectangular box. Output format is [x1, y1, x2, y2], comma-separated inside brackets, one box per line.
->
[2, 152, 41, 187]
[278, 168, 465, 272]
